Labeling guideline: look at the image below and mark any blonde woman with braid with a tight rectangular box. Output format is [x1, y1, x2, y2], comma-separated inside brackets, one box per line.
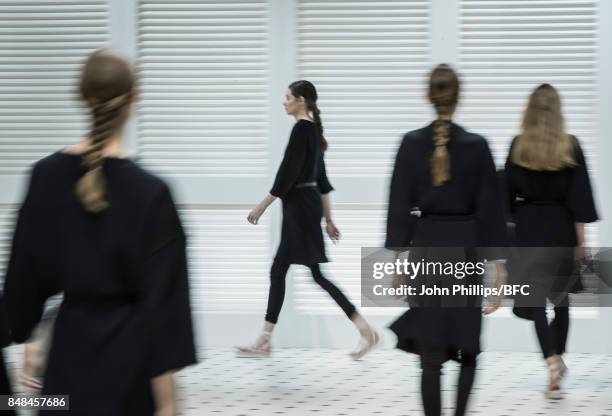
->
[385, 65, 508, 416]
[237, 80, 379, 359]
[3, 49, 196, 415]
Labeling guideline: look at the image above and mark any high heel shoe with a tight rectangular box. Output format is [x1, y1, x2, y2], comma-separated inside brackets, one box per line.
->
[235, 331, 272, 358]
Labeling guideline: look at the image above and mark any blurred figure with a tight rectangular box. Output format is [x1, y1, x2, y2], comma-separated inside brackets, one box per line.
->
[238, 80, 379, 359]
[505, 83, 598, 398]
[3, 49, 196, 415]
[386, 64, 508, 416]
[0, 297, 16, 416]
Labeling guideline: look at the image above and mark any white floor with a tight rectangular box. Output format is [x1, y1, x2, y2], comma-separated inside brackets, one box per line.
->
[175, 348, 612, 416]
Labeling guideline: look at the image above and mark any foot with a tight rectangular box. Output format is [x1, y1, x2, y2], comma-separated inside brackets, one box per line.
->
[235, 331, 272, 358]
[349, 329, 381, 360]
[545, 355, 567, 399]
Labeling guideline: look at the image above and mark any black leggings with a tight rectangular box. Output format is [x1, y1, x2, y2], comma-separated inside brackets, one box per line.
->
[421, 349, 477, 416]
[533, 303, 570, 359]
[264, 259, 356, 324]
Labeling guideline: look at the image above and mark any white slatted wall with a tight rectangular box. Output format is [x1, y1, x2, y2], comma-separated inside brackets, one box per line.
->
[0, 0, 109, 174]
[180, 207, 270, 313]
[457, 0, 599, 243]
[137, 0, 270, 176]
[297, 0, 431, 178]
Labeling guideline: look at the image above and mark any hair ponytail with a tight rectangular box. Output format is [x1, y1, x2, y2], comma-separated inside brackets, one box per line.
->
[308, 100, 328, 152]
[428, 64, 459, 186]
[76, 49, 135, 213]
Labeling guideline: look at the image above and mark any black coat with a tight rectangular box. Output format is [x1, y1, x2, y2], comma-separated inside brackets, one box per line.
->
[270, 120, 334, 265]
[3, 152, 197, 415]
[504, 135, 598, 308]
[386, 122, 507, 360]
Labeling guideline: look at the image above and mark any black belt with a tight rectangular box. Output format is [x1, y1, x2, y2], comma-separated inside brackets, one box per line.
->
[420, 213, 475, 221]
[517, 197, 565, 206]
[294, 181, 317, 189]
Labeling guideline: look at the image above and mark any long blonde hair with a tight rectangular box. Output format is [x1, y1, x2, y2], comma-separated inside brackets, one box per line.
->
[511, 83, 575, 171]
[428, 64, 459, 186]
[76, 49, 135, 213]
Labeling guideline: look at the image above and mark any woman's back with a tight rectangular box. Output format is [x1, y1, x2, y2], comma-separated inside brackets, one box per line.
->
[5, 151, 196, 415]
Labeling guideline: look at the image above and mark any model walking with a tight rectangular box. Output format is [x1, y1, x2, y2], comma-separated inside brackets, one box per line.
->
[3, 49, 197, 415]
[505, 83, 598, 398]
[385, 65, 508, 416]
[237, 80, 379, 359]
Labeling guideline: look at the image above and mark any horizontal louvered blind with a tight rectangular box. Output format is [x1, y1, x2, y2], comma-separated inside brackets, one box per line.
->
[457, 0, 599, 244]
[294, 205, 386, 314]
[137, 0, 270, 176]
[180, 207, 270, 313]
[0, 205, 17, 286]
[297, 0, 430, 178]
[0, 0, 109, 174]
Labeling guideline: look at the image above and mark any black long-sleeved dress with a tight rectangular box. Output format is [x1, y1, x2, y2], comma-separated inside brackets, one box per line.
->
[4, 152, 197, 415]
[504, 135, 598, 306]
[270, 119, 334, 265]
[385, 122, 507, 360]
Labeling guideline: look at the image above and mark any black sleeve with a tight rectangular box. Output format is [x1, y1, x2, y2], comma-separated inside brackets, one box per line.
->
[141, 185, 197, 377]
[504, 137, 519, 217]
[385, 136, 417, 249]
[270, 123, 308, 198]
[476, 139, 508, 254]
[567, 136, 598, 223]
[4, 163, 58, 343]
[317, 152, 334, 194]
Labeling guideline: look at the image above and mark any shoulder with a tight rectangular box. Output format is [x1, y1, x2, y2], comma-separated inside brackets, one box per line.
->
[291, 119, 316, 134]
[127, 160, 174, 202]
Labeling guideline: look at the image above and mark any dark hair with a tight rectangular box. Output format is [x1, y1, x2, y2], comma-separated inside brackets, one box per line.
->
[428, 64, 459, 186]
[288, 80, 328, 152]
[76, 48, 135, 213]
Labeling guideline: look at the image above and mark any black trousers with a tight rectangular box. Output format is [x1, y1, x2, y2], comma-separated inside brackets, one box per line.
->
[533, 304, 570, 359]
[265, 259, 356, 324]
[420, 348, 477, 416]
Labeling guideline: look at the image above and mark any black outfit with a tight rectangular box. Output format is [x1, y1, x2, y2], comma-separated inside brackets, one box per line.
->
[265, 120, 355, 323]
[4, 152, 197, 415]
[505, 135, 598, 358]
[385, 122, 507, 416]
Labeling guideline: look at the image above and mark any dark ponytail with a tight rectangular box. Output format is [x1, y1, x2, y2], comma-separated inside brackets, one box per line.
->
[427, 64, 459, 186]
[77, 49, 135, 213]
[289, 80, 328, 152]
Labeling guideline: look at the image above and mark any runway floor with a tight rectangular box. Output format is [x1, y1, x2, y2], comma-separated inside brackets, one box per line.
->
[4, 346, 612, 415]
[174, 348, 612, 416]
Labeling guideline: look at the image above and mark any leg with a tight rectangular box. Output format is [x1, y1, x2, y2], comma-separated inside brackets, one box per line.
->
[532, 307, 553, 359]
[550, 298, 569, 356]
[308, 263, 356, 319]
[455, 354, 477, 416]
[264, 259, 291, 324]
[420, 348, 445, 416]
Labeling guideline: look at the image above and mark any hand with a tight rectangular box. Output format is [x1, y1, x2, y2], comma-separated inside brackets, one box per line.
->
[247, 204, 266, 225]
[575, 244, 586, 263]
[326, 220, 340, 243]
[483, 297, 502, 315]
[19, 343, 43, 391]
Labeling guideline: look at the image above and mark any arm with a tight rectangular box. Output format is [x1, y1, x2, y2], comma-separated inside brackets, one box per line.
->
[247, 193, 277, 225]
[321, 193, 340, 242]
[141, 185, 197, 412]
[385, 136, 416, 250]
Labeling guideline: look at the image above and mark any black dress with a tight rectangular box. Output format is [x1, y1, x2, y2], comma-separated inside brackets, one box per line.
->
[270, 119, 334, 265]
[385, 122, 507, 360]
[4, 152, 197, 415]
[504, 135, 598, 308]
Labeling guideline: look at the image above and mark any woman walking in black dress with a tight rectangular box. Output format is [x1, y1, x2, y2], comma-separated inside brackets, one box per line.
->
[505, 83, 598, 398]
[386, 65, 508, 416]
[237, 80, 379, 359]
[3, 49, 197, 415]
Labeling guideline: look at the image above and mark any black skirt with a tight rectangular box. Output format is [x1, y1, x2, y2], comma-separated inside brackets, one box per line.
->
[275, 187, 327, 265]
[389, 215, 483, 362]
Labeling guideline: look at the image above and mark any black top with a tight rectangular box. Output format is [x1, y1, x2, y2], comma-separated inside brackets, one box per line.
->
[505, 135, 598, 223]
[3, 151, 196, 413]
[270, 119, 333, 199]
[385, 122, 507, 249]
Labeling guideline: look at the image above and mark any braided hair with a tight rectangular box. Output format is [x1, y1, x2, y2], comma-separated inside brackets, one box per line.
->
[288, 80, 328, 152]
[77, 49, 135, 213]
[428, 64, 459, 186]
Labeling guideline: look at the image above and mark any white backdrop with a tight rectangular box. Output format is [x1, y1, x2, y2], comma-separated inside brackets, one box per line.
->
[1, 0, 611, 352]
